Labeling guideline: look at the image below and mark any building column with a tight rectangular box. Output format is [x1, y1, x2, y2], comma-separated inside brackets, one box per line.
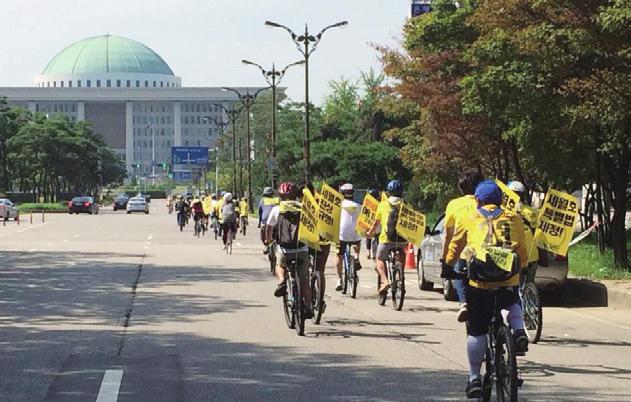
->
[125, 102, 134, 175]
[28, 102, 36, 113]
[77, 102, 85, 121]
[173, 101, 182, 146]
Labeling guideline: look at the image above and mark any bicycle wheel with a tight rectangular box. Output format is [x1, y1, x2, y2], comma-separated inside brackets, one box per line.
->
[269, 247, 277, 275]
[350, 256, 358, 299]
[495, 325, 519, 402]
[342, 251, 349, 295]
[377, 269, 387, 306]
[294, 274, 305, 336]
[283, 278, 295, 329]
[522, 282, 543, 344]
[391, 263, 405, 311]
[311, 271, 324, 325]
[480, 340, 494, 402]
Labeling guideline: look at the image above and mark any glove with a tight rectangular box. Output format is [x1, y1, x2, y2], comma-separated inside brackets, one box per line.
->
[440, 260, 456, 279]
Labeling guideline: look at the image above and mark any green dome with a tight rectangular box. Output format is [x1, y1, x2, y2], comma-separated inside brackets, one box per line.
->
[42, 35, 175, 76]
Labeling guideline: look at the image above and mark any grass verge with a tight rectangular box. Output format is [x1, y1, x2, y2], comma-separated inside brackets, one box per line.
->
[568, 231, 631, 280]
[18, 203, 67, 213]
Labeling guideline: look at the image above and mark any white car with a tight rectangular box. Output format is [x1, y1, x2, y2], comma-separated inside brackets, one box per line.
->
[0, 198, 19, 220]
[126, 197, 149, 214]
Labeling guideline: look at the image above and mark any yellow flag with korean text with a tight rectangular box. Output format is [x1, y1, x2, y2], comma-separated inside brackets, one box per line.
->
[356, 193, 379, 238]
[495, 179, 520, 215]
[317, 183, 343, 244]
[298, 189, 320, 251]
[395, 202, 426, 246]
[534, 188, 579, 256]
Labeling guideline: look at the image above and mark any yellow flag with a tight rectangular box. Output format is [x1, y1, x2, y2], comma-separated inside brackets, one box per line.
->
[495, 179, 520, 215]
[395, 201, 426, 246]
[298, 189, 320, 251]
[356, 193, 380, 238]
[534, 188, 579, 256]
[317, 183, 343, 244]
[381, 192, 388, 203]
[202, 198, 212, 215]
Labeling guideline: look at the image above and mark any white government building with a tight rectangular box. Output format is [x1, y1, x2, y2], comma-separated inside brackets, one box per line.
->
[0, 34, 264, 179]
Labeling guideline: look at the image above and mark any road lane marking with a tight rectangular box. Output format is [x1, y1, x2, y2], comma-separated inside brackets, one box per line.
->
[147, 233, 153, 240]
[563, 308, 631, 332]
[73, 234, 80, 238]
[27, 248, 35, 253]
[96, 369, 123, 402]
[62, 238, 70, 243]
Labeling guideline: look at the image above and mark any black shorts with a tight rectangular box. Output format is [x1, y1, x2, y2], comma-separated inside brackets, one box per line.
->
[466, 286, 519, 337]
[337, 240, 361, 255]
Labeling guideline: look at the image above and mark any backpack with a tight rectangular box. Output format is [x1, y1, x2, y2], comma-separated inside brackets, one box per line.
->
[468, 210, 520, 282]
[386, 202, 407, 243]
[277, 202, 304, 249]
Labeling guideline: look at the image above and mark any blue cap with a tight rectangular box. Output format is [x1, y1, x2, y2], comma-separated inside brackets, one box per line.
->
[474, 180, 502, 206]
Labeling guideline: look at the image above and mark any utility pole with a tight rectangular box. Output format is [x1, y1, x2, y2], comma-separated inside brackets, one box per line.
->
[265, 20, 348, 183]
[210, 103, 242, 195]
[242, 59, 304, 189]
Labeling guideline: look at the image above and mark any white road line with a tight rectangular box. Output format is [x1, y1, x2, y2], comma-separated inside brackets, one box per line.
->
[96, 369, 123, 402]
[62, 238, 70, 243]
[73, 234, 80, 238]
[236, 243, 242, 247]
[147, 233, 153, 240]
[27, 248, 35, 253]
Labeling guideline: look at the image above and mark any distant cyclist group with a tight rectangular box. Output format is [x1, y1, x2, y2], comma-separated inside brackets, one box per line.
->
[256, 173, 541, 400]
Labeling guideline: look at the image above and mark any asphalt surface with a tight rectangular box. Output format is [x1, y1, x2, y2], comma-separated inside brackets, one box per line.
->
[1, 202, 631, 401]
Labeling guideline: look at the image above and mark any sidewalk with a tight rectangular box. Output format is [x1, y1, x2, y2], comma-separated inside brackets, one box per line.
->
[565, 277, 631, 311]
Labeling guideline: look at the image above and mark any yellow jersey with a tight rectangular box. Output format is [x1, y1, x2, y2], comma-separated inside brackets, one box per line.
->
[442, 195, 477, 260]
[446, 205, 528, 289]
[375, 198, 402, 244]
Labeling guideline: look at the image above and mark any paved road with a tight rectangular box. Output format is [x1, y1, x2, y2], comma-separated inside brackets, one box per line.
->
[1, 202, 631, 401]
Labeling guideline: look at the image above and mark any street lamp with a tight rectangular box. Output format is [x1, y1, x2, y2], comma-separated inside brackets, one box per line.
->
[242, 59, 304, 189]
[203, 116, 229, 193]
[265, 20, 348, 182]
[221, 87, 270, 212]
[210, 103, 242, 195]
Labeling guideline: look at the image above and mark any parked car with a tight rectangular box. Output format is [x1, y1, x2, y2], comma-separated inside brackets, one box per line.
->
[417, 213, 568, 301]
[68, 196, 99, 214]
[0, 198, 19, 220]
[127, 197, 149, 214]
[113, 194, 130, 211]
[138, 193, 151, 203]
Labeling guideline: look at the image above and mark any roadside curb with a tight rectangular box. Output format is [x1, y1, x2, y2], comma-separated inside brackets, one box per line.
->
[564, 278, 631, 311]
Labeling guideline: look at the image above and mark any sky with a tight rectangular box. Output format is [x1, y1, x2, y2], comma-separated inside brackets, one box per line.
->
[0, 0, 409, 103]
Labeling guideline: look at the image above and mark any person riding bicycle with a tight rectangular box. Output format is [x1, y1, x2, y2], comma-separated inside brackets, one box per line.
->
[258, 187, 279, 253]
[365, 188, 381, 260]
[239, 197, 249, 229]
[444, 180, 529, 399]
[366, 179, 406, 295]
[441, 170, 484, 322]
[190, 197, 205, 235]
[220, 192, 238, 249]
[507, 180, 540, 282]
[265, 182, 313, 319]
[175, 196, 189, 227]
[335, 183, 362, 291]
[215, 191, 226, 237]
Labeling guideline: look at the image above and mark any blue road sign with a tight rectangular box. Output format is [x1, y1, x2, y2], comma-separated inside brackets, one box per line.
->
[171, 146, 209, 165]
[411, 0, 431, 17]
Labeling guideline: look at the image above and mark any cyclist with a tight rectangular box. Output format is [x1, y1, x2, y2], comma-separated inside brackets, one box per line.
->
[220, 192, 238, 249]
[365, 188, 381, 260]
[215, 191, 225, 237]
[258, 187, 279, 253]
[239, 197, 249, 232]
[266, 182, 313, 318]
[335, 183, 362, 291]
[444, 180, 529, 399]
[209, 194, 219, 236]
[305, 182, 332, 302]
[190, 197, 205, 235]
[366, 180, 406, 295]
[508, 180, 540, 280]
[441, 170, 484, 322]
[175, 196, 189, 227]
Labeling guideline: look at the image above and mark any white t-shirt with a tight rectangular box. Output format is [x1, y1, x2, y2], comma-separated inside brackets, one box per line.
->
[339, 199, 362, 242]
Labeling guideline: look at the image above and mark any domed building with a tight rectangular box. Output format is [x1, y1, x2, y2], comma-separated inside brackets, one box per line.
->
[2, 34, 263, 182]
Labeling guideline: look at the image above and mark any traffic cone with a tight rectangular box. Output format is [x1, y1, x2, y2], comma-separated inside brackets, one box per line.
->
[405, 243, 416, 270]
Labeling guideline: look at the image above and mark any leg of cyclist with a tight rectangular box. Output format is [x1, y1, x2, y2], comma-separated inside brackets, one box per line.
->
[316, 244, 330, 296]
[464, 286, 493, 398]
[504, 287, 528, 354]
[297, 251, 313, 318]
[334, 242, 344, 291]
[274, 249, 287, 297]
[352, 241, 362, 271]
[454, 259, 469, 322]
[375, 243, 393, 293]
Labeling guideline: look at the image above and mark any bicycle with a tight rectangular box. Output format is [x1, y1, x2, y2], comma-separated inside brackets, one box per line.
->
[240, 216, 248, 236]
[282, 257, 305, 336]
[479, 288, 521, 402]
[519, 264, 542, 344]
[267, 241, 277, 275]
[377, 247, 405, 311]
[177, 211, 186, 232]
[309, 251, 325, 325]
[341, 242, 359, 299]
[211, 216, 219, 240]
[224, 224, 234, 254]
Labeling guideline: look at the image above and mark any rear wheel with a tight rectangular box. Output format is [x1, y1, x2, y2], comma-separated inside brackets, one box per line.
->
[391, 263, 405, 311]
[481, 342, 493, 402]
[294, 275, 305, 336]
[495, 325, 519, 402]
[522, 282, 543, 344]
[283, 278, 295, 329]
[377, 269, 387, 306]
[311, 271, 324, 325]
[443, 279, 458, 301]
[417, 254, 434, 291]
[342, 253, 350, 295]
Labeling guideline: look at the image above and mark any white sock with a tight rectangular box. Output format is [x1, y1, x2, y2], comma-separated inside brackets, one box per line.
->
[467, 335, 486, 381]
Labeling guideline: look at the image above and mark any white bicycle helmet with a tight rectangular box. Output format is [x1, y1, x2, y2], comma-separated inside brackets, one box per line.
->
[340, 183, 354, 198]
[223, 192, 233, 202]
[507, 181, 526, 193]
